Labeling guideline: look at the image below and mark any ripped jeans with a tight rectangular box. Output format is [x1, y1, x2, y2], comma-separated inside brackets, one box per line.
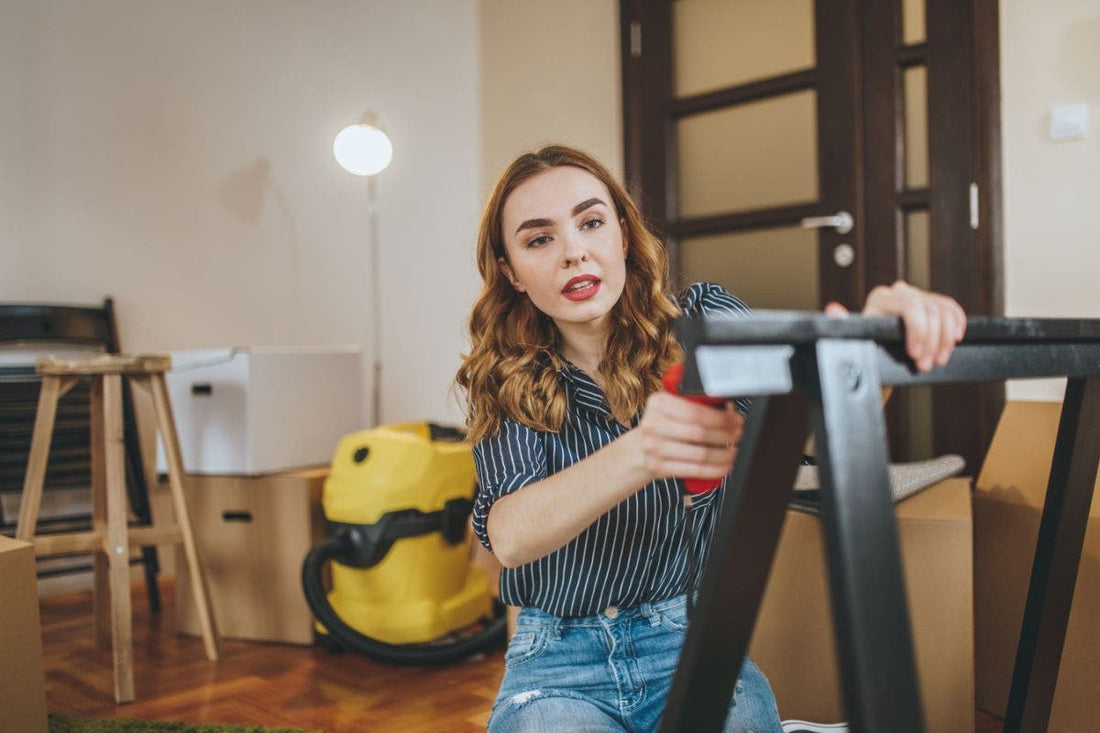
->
[488, 595, 782, 732]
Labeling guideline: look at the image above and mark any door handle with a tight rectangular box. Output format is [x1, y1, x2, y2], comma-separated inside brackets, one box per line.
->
[800, 210, 854, 234]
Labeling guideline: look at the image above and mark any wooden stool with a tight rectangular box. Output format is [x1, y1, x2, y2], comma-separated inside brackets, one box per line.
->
[16, 354, 219, 703]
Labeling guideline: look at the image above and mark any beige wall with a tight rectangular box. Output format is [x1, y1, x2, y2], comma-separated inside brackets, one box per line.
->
[478, 0, 1099, 407]
[478, 0, 622, 195]
[0, 0, 32, 267]
[1001, 0, 1100, 401]
[0, 0, 482, 428]
[479, 0, 1099, 403]
[3, 1, 1094, 461]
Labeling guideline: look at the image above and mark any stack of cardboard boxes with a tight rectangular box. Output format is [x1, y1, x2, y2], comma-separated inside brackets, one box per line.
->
[751, 400, 1098, 731]
[750, 476, 974, 731]
[974, 400, 1099, 731]
[175, 469, 328, 644]
[156, 348, 359, 645]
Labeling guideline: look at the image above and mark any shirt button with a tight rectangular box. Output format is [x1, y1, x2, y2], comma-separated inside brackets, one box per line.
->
[604, 605, 619, 619]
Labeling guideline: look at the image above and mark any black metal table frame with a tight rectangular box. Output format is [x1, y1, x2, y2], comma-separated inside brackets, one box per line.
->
[659, 314, 1100, 733]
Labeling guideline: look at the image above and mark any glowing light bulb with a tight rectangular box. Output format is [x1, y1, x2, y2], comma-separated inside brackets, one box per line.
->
[333, 123, 393, 176]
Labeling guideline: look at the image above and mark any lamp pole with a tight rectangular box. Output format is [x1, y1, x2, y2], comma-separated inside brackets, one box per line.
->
[333, 117, 393, 427]
[367, 174, 382, 428]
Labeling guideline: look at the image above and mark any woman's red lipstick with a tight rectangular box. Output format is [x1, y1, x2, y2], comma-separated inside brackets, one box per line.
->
[562, 275, 601, 301]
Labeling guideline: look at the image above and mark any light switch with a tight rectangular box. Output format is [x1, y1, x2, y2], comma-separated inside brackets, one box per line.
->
[1049, 103, 1088, 142]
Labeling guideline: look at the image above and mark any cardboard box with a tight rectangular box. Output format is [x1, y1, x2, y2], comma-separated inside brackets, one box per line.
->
[155, 346, 362, 475]
[0, 535, 48, 733]
[749, 477, 974, 731]
[176, 469, 327, 644]
[974, 401, 1099, 730]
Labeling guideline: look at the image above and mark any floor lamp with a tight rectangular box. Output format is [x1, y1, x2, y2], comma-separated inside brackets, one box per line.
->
[333, 117, 393, 427]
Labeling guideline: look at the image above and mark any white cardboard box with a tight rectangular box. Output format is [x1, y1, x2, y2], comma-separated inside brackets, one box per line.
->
[156, 346, 363, 475]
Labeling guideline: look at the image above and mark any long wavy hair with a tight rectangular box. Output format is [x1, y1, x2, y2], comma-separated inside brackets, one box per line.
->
[456, 145, 683, 442]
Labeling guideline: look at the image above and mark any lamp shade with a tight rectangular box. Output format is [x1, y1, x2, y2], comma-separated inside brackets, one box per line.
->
[333, 123, 393, 176]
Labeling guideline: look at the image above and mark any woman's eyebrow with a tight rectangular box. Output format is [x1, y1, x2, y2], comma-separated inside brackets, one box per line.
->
[572, 197, 607, 216]
[513, 198, 608, 235]
[515, 217, 552, 235]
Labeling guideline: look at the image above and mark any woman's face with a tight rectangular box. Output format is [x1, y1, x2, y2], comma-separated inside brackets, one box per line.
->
[498, 165, 628, 338]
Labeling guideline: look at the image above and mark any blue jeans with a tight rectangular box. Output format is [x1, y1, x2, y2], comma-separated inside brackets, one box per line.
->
[488, 595, 783, 732]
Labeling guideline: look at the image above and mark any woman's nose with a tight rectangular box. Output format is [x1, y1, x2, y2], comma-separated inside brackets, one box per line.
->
[561, 232, 589, 266]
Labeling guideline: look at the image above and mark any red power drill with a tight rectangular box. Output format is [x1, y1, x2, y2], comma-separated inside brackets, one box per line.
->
[661, 362, 727, 494]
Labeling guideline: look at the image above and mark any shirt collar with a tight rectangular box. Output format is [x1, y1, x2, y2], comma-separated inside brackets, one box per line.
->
[558, 362, 611, 418]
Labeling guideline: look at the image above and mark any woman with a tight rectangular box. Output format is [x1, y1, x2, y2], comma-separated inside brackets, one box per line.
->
[456, 145, 965, 732]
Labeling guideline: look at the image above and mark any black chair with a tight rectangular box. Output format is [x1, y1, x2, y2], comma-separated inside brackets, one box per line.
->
[0, 298, 161, 610]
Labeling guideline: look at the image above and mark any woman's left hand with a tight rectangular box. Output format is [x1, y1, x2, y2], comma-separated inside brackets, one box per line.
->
[824, 280, 967, 372]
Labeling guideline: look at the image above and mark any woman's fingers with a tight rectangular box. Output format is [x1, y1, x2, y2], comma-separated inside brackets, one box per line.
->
[639, 440, 736, 481]
[655, 457, 736, 480]
[919, 302, 940, 372]
[646, 392, 742, 430]
[643, 439, 736, 468]
[639, 393, 743, 480]
[900, 299, 931, 370]
[862, 281, 966, 372]
[936, 294, 967, 364]
[645, 416, 741, 447]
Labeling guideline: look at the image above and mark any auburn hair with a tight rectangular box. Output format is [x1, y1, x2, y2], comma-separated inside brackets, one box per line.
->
[456, 145, 683, 442]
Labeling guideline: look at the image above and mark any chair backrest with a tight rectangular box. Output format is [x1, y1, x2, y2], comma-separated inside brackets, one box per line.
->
[0, 298, 151, 535]
[0, 301, 118, 348]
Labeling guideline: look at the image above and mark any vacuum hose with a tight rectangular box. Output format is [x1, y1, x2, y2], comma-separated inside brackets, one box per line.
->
[301, 530, 506, 665]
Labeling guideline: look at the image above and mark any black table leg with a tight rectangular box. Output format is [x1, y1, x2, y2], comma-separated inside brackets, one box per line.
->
[660, 392, 810, 733]
[1004, 376, 1100, 732]
[809, 339, 924, 732]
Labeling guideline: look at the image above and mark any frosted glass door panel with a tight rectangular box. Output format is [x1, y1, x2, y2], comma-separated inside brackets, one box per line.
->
[906, 210, 931, 290]
[904, 67, 929, 189]
[677, 92, 819, 218]
[903, 0, 926, 44]
[673, 0, 815, 97]
[679, 227, 819, 311]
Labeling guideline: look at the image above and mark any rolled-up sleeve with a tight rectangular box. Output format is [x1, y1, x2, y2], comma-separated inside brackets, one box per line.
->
[679, 282, 756, 415]
[471, 418, 547, 553]
[681, 281, 754, 321]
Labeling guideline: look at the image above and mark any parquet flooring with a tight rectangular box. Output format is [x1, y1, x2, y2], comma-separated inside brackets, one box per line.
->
[39, 581, 1004, 732]
[41, 581, 505, 731]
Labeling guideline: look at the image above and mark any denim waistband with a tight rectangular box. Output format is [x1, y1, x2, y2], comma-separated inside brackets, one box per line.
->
[515, 594, 687, 631]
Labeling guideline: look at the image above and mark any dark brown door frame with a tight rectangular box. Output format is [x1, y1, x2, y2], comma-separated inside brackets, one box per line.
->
[620, 0, 673, 270]
[620, 0, 1005, 470]
[925, 0, 1005, 469]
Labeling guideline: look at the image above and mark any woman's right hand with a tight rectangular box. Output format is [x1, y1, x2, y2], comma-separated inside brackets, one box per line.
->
[634, 392, 744, 483]
[487, 392, 744, 568]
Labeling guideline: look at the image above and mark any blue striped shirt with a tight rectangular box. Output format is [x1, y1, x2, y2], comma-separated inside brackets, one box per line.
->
[471, 282, 754, 617]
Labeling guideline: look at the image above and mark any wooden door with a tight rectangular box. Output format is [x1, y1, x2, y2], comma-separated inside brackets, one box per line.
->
[621, 0, 1004, 469]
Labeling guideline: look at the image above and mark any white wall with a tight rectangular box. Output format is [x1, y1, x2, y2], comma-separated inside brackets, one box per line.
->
[1001, 0, 1100, 401]
[479, 0, 622, 193]
[0, 0, 482, 427]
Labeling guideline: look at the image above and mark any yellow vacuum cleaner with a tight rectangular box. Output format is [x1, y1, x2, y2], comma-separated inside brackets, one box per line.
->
[301, 422, 505, 664]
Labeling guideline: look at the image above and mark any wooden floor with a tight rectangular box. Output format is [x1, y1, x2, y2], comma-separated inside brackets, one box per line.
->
[40, 581, 1005, 732]
[41, 581, 505, 731]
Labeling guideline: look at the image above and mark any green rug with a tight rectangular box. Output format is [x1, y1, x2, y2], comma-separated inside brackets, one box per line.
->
[48, 713, 324, 733]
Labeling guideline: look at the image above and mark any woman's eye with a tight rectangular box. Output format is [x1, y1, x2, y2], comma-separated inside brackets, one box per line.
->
[581, 217, 605, 230]
[526, 234, 551, 248]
